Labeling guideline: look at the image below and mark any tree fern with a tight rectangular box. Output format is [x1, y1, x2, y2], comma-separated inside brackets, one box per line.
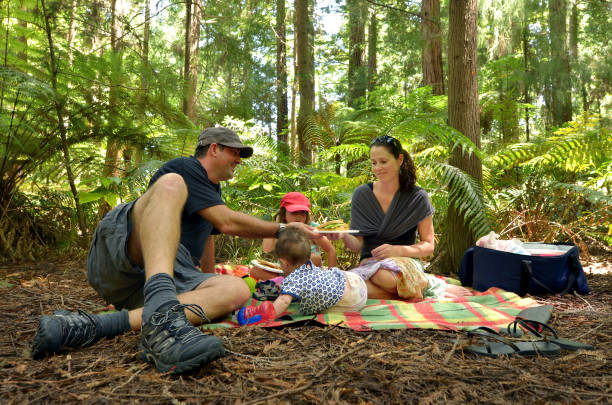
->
[423, 162, 492, 239]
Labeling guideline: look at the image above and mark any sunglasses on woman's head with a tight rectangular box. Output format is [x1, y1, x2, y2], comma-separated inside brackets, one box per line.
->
[370, 135, 400, 150]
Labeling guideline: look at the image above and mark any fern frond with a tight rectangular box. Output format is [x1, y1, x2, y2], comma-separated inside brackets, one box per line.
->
[318, 143, 370, 163]
[423, 162, 492, 238]
[489, 142, 540, 168]
[413, 145, 447, 161]
[526, 114, 609, 170]
[549, 181, 611, 206]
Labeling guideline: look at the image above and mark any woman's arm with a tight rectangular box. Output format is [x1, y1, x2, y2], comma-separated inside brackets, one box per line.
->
[340, 233, 364, 253]
[370, 215, 435, 259]
[322, 231, 363, 253]
[313, 236, 338, 267]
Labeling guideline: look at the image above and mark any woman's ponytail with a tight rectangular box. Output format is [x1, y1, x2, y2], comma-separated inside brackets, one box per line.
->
[399, 149, 416, 192]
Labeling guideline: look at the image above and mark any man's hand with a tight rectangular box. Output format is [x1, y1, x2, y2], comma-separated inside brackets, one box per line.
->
[236, 301, 276, 326]
[286, 222, 321, 240]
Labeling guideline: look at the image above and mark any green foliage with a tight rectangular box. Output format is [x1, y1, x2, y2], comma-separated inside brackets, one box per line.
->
[301, 88, 492, 241]
[1, 0, 610, 264]
[489, 114, 609, 175]
[485, 114, 611, 247]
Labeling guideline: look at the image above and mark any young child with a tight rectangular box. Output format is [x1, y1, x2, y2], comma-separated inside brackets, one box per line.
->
[262, 192, 337, 267]
[238, 227, 367, 325]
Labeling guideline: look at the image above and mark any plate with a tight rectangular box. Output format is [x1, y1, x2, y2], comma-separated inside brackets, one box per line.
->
[250, 259, 284, 274]
[314, 229, 361, 234]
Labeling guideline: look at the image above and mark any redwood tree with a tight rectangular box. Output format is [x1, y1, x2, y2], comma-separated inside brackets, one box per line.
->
[549, 0, 572, 126]
[440, 0, 482, 273]
[347, 0, 368, 108]
[421, 0, 445, 95]
[295, 0, 314, 165]
[276, 0, 289, 155]
[367, 11, 378, 95]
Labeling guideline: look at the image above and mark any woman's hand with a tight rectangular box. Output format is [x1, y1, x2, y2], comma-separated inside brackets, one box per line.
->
[371, 244, 405, 259]
[319, 231, 342, 241]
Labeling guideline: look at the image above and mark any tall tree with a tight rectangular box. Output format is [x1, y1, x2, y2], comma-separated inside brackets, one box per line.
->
[276, 0, 289, 155]
[40, 0, 87, 237]
[132, 0, 150, 170]
[367, 10, 378, 95]
[99, 0, 125, 219]
[421, 0, 444, 95]
[568, 0, 586, 112]
[347, 0, 368, 109]
[549, 0, 572, 126]
[522, 22, 532, 141]
[183, 0, 201, 125]
[440, 0, 483, 273]
[295, 0, 314, 165]
[66, 0, 77, 64]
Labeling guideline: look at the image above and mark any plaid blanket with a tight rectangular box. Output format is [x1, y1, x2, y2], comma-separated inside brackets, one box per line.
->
[202, 285, 541, 332]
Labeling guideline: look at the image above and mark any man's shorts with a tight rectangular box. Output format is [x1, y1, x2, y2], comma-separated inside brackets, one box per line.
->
[326, 271, 368, 313]
[87, 201, 217, 310]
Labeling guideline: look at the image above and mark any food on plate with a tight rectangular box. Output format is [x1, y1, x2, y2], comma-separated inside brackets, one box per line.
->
[255, 259, 282, 270]
[316, 219, 349, 231]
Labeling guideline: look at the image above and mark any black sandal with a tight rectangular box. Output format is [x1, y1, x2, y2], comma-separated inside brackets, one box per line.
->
[466, 327, 560, 357]
[509, 318, 594, 351]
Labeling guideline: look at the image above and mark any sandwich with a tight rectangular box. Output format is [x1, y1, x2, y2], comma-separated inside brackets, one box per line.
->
[316, 219, 349, 231]
[256, 259, 282, 270]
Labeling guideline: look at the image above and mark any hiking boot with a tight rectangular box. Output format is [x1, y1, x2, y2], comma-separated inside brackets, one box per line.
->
[138, 303, 225, 374]
[31, 309, 101, 359]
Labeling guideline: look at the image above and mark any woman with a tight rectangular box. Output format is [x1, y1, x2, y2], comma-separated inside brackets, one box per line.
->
[325, 135, 470, 299]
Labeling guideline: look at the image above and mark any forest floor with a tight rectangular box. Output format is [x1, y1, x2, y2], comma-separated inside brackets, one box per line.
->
[0, 253, 610, 404]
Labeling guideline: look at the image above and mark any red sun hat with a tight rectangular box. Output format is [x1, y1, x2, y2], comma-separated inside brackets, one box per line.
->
[280, 192, 311, 213]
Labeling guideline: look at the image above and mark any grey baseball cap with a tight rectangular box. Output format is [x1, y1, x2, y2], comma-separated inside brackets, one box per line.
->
[197, 127, 254, 158]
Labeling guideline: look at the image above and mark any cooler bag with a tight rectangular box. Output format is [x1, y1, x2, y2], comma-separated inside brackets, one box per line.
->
[459, 242, 590, 296]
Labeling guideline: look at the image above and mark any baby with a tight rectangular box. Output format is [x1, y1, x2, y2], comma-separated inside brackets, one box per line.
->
[237, 227, 367, 325]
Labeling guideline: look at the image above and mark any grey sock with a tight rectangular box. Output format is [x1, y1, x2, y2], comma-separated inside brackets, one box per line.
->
[142, 273, 179, 324]
[94, 309, 131, 339]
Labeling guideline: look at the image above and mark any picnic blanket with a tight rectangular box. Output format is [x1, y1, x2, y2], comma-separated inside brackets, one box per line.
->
[95, 265, 542, 333]
[202, 285, 541, 333]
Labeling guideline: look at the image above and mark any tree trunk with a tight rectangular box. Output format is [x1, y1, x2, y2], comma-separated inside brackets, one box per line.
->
[276, 0, 289, 156]
[140, 0, 150, 99]
[98, 0, 124, 219]
[435, 0, 482, 275]
[569, 1, 583, 112]
[188, 1, 202, 124]
[295, 0, 314, 166]
[367, 11, 378, 96]
[499, 92, 519, 142]
[40, 0, 88, 237]
[182, 0, 199, 123]
[522, 24, 531, 141]
[66, 0, 77, 64]
[549, 0, 572, 126]
[421, 0, 445, 95]
[17, 4, 27, 63]
[347, 0, 367, 109]
[290, 9, 298, 160]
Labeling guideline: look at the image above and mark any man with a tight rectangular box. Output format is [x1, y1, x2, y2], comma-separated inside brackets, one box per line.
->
[31, 127, 317, 374]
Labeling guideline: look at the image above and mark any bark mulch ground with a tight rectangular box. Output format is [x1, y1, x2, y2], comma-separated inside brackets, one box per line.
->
[1, 257, 610, 404]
